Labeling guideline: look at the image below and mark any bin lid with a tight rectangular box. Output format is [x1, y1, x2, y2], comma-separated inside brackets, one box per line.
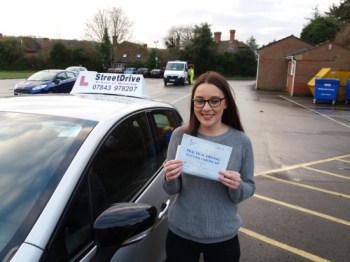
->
[315, 78, 340, 83]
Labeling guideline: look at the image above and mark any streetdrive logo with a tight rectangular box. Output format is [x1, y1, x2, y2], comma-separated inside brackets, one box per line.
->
[71, 71, 149, 99]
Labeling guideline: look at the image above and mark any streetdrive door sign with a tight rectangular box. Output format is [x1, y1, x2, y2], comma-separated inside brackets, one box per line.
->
[70, 71, 150, 99]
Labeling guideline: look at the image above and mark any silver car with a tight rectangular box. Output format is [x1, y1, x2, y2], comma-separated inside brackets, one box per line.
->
[66, 66, 88, 76]
[0, 91, 182, 261]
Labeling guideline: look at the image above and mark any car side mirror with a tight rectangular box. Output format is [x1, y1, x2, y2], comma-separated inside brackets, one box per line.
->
[54, 79, 60, 84]
[92, 203, 157, 262]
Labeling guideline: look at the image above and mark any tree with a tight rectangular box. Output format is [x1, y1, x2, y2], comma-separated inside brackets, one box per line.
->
[184, 23, 217, 75]
[0, 37, 23, 70]
[163, 25, 194, 59]
[99, 28, 112, 67]
[326, 0, 350, 25]
[245, 36, 259, 51]
[145, 49, 157, 70]
[83, 7, 133, 67]
[49, 42, 70, 68]
[334, 23, 350, 46]
[300, 17, 340, 45]
[83, 7, 133, 44]
[232, 48, 257, 76]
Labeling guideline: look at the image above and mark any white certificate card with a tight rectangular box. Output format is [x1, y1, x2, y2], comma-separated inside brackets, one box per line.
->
[176, 134, 232, 181]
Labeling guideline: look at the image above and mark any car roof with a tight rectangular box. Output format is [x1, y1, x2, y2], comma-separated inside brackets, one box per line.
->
[0, 94, 175, 122]
[39, 69, 68, 73]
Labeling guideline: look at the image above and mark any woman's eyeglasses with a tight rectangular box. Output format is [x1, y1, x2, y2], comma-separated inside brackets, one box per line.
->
[192, 97, 226, 108]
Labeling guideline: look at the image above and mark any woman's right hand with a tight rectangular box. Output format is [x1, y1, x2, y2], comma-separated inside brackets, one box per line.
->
[163, 159, 183, 183]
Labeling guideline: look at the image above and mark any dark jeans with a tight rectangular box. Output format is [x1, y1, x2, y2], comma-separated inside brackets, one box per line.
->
[165, 230, 241, 262]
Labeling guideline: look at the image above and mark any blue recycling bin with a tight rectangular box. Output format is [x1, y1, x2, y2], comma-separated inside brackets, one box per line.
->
[313, 78, 340, 105]
[346, 79, 350, 105]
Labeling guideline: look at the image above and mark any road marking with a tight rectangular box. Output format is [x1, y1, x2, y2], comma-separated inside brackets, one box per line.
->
[337, 158, 350, 164]
[303, 166, 350, 180]
[259, 173, 350, 199]
[171, 94, 191, 104]
[254, 194, 350, 226]
[280, 96, 350, 129]
[239, 227, 330, 262]
[255, 153, 350, 176]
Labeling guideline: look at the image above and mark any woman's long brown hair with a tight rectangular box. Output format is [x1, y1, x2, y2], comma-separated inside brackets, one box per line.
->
[186, 71, 245, 137]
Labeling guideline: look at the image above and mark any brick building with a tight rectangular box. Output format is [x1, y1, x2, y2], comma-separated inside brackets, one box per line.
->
[286, 42, 350, 95]
[256, 35, 350, 96]
[256, 35, 310, 91]
[214, 29, 248, 53]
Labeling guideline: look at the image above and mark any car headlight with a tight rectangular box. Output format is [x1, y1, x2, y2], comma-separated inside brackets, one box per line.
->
[32, 84, 47, 90]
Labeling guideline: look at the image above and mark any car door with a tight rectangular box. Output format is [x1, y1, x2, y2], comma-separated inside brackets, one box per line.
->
[54, 72, 69, 93]
[43, 109, 182, 262]
[65, 72, 77, 92]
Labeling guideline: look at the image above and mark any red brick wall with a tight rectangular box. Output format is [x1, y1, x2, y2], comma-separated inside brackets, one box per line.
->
[292, 43, 350, 95]
[257, 36, 310, 90]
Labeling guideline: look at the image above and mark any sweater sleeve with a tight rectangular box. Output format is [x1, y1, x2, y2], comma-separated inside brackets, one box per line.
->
[162, 127, 184, 195]
[228, 136, 255, 203]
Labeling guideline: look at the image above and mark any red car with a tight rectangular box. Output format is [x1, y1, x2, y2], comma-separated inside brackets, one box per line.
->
[107, 68, 125, 74]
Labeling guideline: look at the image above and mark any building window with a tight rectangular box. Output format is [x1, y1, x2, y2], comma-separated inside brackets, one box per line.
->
[123, 54, 127, 58]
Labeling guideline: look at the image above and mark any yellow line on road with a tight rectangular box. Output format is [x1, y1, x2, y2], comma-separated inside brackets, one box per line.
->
[337, 158, 350, 164]
[255, 153, 350, 177]
[259, 174, 350, 199]
[254, 194, 350, 226]
[303, 166, 350, 180]
[239, 227, 330, 262]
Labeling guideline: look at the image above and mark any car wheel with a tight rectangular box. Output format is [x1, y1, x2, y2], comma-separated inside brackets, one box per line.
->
[164, 81, 167, 86]
[48, 90, 55, 94]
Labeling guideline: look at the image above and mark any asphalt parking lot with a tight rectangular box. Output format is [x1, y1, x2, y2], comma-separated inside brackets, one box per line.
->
[1, 78, 350, 261]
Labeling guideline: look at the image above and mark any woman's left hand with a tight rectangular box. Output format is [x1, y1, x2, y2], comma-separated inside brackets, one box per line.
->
[219, 170, 241, 190]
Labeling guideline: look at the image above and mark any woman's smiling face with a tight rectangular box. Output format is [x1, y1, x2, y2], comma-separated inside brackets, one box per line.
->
[193, 83, 227, 133]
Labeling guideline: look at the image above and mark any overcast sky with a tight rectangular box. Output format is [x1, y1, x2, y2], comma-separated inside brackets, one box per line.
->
[0, 0, 335, 49]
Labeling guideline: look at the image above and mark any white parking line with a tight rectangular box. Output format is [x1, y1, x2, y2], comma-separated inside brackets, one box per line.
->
[280, 96, 350, 129]
[171, 94, 192, 104]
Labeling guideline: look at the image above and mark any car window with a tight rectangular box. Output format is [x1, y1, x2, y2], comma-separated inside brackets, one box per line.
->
[66, 72, 76, 79]
[44, 177, 95, 262]
[148, 110, 181, 167]
[92, 112, 157, 204]
[57, 72, 67, 81]
[0, 112, 96, 261]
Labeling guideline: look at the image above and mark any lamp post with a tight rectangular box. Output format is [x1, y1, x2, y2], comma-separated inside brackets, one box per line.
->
[154, 40, 158, 69]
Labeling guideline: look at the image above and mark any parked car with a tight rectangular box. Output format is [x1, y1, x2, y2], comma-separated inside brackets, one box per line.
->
[136, 68, 151, 78]
[151, 69, 164, 78]
[124, 67, 137, 74]
[14, 69, 77, 95]
[65, 66, 88, 76]
[0, 75, 183, 261]
[107, 67, 124, 74]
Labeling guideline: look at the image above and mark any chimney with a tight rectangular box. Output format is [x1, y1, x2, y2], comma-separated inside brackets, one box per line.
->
[0, 33, 3, 40]
[214, 32, 221, 43]
[230, 30, 236, 41]
[43, 38, 50, 48]
[143, 44, 147, 47]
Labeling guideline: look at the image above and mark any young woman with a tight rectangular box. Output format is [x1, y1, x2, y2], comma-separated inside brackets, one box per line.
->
[162, 71, 255, 262]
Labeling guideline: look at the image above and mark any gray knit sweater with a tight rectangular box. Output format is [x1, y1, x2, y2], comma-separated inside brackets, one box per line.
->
[162, 125, 255, 244]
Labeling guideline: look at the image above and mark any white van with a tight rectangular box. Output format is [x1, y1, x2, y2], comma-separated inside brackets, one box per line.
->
[163, 60, 189, 86]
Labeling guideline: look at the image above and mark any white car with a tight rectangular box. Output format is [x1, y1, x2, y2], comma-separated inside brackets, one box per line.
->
[66, 66, 88, 76]
[0, 73, 183, 262]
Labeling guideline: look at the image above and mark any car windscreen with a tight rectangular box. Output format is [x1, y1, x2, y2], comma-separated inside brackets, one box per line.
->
[27, 71, 57, 81]
[0, 112, 96, 260]
[165, 63, 184, 70]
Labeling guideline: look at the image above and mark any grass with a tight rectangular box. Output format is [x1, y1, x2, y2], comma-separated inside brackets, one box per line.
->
[0, 71, 36, 79]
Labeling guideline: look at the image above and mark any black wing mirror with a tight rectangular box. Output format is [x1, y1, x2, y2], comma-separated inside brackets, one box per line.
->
[93, 203, 157, 262]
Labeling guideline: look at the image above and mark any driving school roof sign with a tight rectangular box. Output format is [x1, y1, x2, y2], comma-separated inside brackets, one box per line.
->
[70, 71, 150, 99]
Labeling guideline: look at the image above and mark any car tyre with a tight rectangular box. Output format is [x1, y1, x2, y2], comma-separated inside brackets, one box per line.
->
[164, 81, 167, 86]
